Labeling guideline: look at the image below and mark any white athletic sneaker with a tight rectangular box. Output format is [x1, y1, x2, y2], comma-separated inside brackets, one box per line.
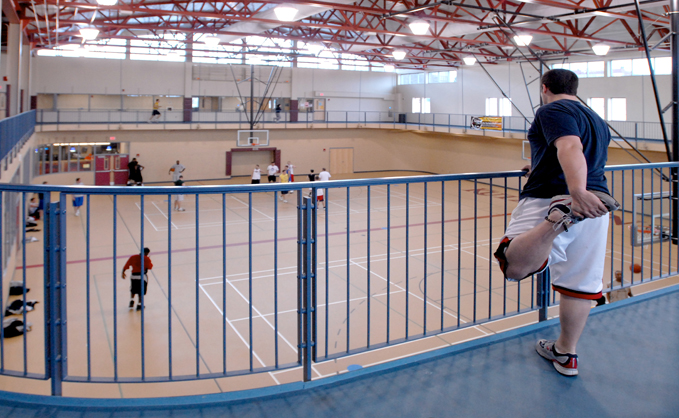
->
[75, 210, 80, 216]
[178, 208, 185, 212]
[536, 339, 578, 376]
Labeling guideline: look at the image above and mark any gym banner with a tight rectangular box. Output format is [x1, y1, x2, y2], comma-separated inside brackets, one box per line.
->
[470, 116, 503, 131]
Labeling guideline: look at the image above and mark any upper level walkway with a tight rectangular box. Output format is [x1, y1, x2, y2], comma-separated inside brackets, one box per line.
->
[33, 109, 671, 146]
[1, 283, 677, 417]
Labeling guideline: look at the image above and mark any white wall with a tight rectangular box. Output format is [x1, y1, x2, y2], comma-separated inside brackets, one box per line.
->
[30, 57, 397, 112]
[395, 52, 673, 123]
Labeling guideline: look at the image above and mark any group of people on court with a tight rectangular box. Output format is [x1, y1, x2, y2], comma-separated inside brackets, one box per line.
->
[252, 161, 330, 207]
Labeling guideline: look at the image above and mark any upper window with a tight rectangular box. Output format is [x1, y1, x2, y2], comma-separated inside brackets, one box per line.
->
[485, 98, 512, 117]
[399, 71, 456, 85]
[412, 98, 431, 113]
[552, 61, 605, 78]
[608, 98, 627, 121]
[610, 57, 672, 77]
[587, 98, 606, 119]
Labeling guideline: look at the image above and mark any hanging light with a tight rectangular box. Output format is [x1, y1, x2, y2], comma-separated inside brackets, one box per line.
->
[96, 0, 118, 5]
[384, 64, 395, 72]
[202, 36, 220, 46]
[59, 44, 81, 50]
[408, 20, 430, 35]
[392, 50, 407, 60]
[79, 27, 99, 40]
[463, 55, 477, 65]
[274, 5, 298, 21]
[592, 43, 610, 56]
[513, 34, 533, 46]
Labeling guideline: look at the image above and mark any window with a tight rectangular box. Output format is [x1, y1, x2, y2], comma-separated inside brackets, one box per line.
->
[399, 73, 426, 85]
[427, 71, 458, 84]
[552, 61, 604, 78]
[486, 98, 512, 116]
[610, 57, 672, 77]
[412, 98, 430, 113]
[608, 98, 627, 121]
[587, 98, 606, 119]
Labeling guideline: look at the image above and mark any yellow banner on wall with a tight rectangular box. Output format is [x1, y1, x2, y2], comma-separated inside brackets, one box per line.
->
[470, 116, 503, 131]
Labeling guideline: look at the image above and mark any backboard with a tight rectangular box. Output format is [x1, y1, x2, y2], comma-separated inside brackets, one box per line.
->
[631, 191, 672, 247]
[237, 130, 270, 149]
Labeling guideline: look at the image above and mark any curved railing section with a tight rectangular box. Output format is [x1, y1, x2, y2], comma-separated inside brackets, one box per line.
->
[0, 162, 677, 396]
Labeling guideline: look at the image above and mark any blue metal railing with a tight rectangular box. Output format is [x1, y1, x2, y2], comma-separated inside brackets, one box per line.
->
[0, 162, 677, 396]
[0, 110, 35, 163]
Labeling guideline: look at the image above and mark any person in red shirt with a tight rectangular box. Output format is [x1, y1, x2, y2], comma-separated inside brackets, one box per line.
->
[121, 248, 153, 311]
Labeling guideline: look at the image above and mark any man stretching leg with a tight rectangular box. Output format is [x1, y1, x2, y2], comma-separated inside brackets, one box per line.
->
[494, 69, 619, 376]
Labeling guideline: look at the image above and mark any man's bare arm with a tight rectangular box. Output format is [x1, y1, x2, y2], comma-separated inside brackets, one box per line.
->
[554, 135, 607, 219]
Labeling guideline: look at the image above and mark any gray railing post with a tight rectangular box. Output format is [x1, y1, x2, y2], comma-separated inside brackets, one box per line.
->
[45, 199, 67, 396]
[298, 195, 316, 381]
[537, 269, 550, 322]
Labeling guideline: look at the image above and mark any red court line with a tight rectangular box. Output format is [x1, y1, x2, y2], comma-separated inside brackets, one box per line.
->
[18, 213, 509, 270]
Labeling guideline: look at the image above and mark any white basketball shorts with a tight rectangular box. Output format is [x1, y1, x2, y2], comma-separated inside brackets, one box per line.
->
[503, 197, 609, 299]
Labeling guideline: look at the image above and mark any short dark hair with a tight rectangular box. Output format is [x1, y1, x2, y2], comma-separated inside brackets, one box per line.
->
[542, 69, 578, 95]
[143, 248, 150, 255]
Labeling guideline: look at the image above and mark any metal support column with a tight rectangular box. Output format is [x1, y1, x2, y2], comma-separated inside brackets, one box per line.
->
[297, 196, 316, 381]
[45, 201, 66, 395]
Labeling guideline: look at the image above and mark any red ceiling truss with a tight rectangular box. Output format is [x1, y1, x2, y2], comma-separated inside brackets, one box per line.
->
[5, 0, 672, 68]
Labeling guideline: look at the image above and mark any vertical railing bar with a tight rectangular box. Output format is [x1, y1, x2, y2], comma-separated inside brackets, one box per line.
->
[440, 181, 445, 331]
[86, 194, 91, 380]
[21, 192, 28, 375]
[650, 169, 654, 280]
[222, 193, 227, 375]
[609, 173, 615, 292]
[248, 192, 253, 371]
[366, 186, 371, 348]
[387, 184, 391, 343]
[0, 192, 4, 371]
[457, 181, 461, 328]
[631, 169, 635, 285]
[346, 187, 350, 353]
[59, 194, 69, 393]
[324, 187, 329, 359]
[274, 189, 279, 368]
[488, 180, 493, 321]
[503, 177, 508, 315]
[621, 171, 626, 286]
[113, 195, 118, 381]
[641, 171, 645, 282]
[405, 183, 409, 338]
[140, 195, 145, 381]
[195, 195, 201, 376]
[473, 179, 478, 323]
[423, 182, 428, 336]
[168, 194, 173, 380]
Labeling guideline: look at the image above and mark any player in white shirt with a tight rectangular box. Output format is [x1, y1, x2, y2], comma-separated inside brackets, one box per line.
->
[252, 165, 261, 184]
[318, 168, 331, 182]
[267, 162, 279, 183]
[168, 160, 186, 181]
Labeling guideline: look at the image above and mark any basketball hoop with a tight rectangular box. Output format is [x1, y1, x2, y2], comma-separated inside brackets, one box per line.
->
[251, 138, 260, 151]
[633, 224, 654, 247]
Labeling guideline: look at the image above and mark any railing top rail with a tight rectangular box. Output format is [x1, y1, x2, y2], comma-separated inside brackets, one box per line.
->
[0, 109, 36, 122]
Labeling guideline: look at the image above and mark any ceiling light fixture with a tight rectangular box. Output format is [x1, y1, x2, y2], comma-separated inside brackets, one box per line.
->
[274, 5, 298, 22]
[463, 55, 477, 65]
[96, 0, 118, 5]
[592, 43, 610, 56]
[408, 20, 430, 35]
[79, 27, 99, 40]
[384, 64, 395, 72]
[203, 36, 220, 46]
[513, 34, 533, 46]
[392, 50, 407, 60]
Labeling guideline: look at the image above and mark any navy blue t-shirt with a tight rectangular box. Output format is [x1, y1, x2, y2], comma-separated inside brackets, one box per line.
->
[520, 99, 610, 199]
